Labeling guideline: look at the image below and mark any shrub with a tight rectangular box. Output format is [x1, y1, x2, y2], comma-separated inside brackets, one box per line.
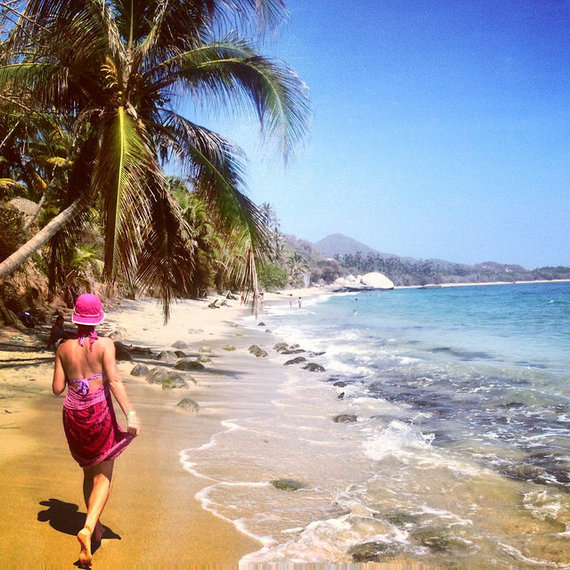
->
[257, 262, 288, 290]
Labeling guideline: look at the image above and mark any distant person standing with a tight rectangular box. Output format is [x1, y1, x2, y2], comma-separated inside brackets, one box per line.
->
[298, 296, 302, 308]
[289, 294, 293, 308]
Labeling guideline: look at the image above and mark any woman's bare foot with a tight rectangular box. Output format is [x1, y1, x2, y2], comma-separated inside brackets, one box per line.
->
[77, 527, 92, 567]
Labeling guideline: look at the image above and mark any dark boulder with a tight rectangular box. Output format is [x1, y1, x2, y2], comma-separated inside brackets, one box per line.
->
[333, 414, 357, 423]
[303, 362, 325, 372]
[348, 541, 401, 562]
[130, 364, 149, 377]
[177, 398, 200, 414]
[146, 367, 193, 389]
[248, 345, 268, 358]
[129, 346, 153, 355]
[154, 351, 178, 364]
[114, 341, 133, 361]
[175, 358, 205, 371]
[284, 356, 307, 366]
[270, 478, 307, 491]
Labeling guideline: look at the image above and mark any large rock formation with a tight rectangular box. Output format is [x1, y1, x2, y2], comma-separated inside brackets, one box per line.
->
[330, 272, 394, 292]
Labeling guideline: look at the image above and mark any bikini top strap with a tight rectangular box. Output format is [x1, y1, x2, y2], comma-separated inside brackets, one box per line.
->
[77, 328, 99, 351]
[68, 372, 105, 396]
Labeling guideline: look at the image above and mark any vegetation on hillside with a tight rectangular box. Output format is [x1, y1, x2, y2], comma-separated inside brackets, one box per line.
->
[335, 252, 570, 286]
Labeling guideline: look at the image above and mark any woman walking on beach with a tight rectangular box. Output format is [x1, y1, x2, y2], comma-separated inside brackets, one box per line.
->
[52, 293, 140, 567]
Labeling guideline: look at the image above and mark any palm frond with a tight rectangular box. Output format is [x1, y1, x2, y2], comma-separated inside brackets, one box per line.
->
[159, 36, 310, 160]
[158, 109, 271, 247]
[0, 177, 26, 192]
[136, 186, 197, 323]
[91, 107, 154, 281]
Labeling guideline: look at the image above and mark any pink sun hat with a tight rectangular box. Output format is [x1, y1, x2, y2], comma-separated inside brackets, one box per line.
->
[72, 293, 105, 325]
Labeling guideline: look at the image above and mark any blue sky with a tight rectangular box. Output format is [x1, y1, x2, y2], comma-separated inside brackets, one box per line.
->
[200, 0, 570, 269]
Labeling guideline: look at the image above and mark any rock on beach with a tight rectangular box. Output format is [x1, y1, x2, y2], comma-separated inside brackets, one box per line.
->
[146, 367, 194, 389]
[248, 345, 268, 358]
[175, 358, 205, 371]
[177, 398, 200, 414]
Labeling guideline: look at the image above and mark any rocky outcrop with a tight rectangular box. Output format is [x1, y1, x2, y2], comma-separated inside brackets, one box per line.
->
[248, 345, 268, 358]
[175, 358, 205, 371]
[177, 398, 200, 414]
[330, 272, 394, 292]
[155, 350, 178, 364]
[303, 362, 325, 372]
[130, 364, 150, 377]
[274, 342, 305, 355]
[146, 367, 195, 389]
[284, 356, 307, 366]
[348, 541, 402, 562]
[8, 197, 39, 220]
[114, 341, 133, 361]
[270, 478, 307, 491]
[333, 414, 357, 423]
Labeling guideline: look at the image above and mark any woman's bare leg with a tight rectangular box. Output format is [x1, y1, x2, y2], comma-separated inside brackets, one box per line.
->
[78, 460, 114, 566]
[82, 472, 105, 542]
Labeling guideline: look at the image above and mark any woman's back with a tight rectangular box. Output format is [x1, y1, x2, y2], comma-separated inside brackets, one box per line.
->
[57, 335, 112, 393]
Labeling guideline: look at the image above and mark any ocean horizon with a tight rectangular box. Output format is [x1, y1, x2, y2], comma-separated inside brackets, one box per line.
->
[181, 281, 570, 567]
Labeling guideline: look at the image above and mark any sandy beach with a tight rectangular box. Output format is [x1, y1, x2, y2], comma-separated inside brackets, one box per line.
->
[0, 287, 322, 568]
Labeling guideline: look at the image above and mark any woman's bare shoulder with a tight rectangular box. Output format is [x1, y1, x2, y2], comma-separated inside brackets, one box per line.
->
[97, 336, 115, 349]
[55, 338, 73, 354]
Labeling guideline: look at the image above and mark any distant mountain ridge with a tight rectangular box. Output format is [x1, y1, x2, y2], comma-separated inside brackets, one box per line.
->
[313, 234, 382, 257]
[309, 233, 570, 286]
[313, 233, 422, 265]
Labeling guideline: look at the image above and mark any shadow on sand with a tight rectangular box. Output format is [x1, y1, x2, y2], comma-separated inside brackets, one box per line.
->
[37, 498, 121, 564]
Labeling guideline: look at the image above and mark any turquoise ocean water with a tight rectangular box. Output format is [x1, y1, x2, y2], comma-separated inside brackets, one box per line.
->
[183, 282, 570, 567]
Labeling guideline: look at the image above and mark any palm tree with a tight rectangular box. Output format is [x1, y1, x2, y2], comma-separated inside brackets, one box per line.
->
[0, 0, 309, 318]
[259, 201, 283, 262]
[287, 251, 309, 287]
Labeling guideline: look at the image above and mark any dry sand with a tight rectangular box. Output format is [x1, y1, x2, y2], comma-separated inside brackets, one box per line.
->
[0, 288, 322, 568]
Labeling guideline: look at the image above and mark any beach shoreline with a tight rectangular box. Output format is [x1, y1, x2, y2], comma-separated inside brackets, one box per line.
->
[1, 281, 567, 567]
[0, 288, 324, 568]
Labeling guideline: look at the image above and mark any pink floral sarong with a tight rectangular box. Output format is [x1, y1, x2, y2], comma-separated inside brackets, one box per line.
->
[63, 383, 134, 468]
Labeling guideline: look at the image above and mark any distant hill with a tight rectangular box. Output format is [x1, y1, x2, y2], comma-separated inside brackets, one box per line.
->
[306, 233, 570, 286]
[314, 234, 389, 258]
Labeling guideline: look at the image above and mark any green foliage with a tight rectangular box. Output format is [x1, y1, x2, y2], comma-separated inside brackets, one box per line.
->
[0, 1, 310, 318]
[311, 258, 344, 283]
[257, 262, 288, 290]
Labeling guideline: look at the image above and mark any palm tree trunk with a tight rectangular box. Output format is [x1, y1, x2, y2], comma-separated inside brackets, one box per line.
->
[0, 196, 86, 279]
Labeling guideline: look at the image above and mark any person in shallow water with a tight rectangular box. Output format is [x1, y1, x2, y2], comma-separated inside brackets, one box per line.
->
[52, 293, 140, 568]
